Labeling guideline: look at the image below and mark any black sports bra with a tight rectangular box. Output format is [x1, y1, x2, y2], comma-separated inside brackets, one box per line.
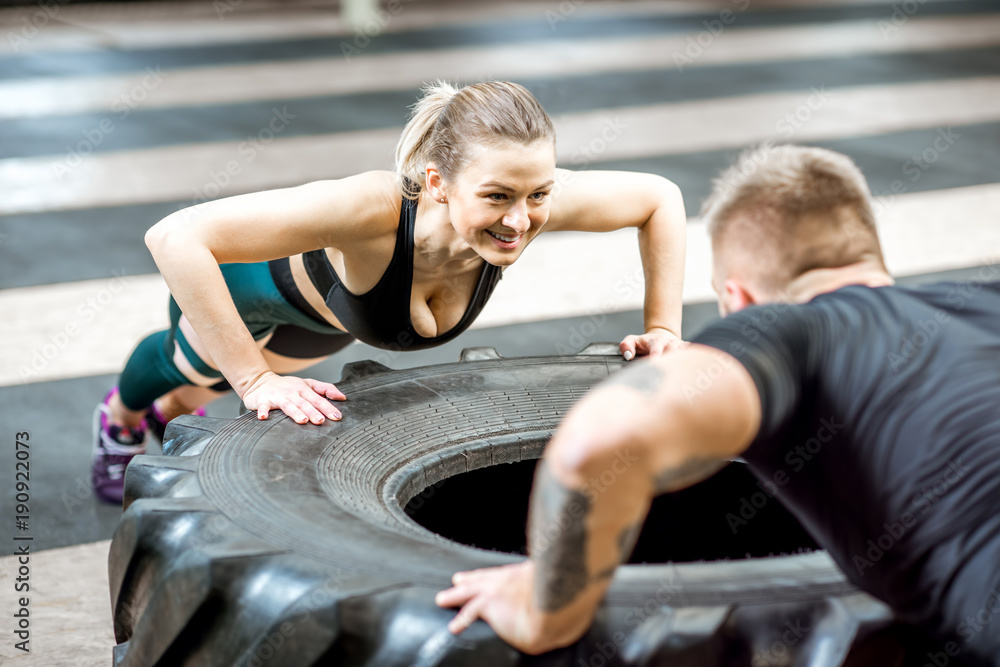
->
[270, 196, 502, 351]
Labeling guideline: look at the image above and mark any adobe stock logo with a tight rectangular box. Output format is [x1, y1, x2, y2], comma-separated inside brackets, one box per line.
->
[852, 459, 968, 577]
[725, 417, 845, 534]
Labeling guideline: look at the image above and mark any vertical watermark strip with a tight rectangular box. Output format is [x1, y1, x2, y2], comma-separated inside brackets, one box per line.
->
[12, 430, 32, 653]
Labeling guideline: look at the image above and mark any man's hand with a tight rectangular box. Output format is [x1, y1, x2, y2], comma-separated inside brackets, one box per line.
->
[435, 562, 546, 653]
[619, 327, 687, 361]
[436, 561, 590, 655]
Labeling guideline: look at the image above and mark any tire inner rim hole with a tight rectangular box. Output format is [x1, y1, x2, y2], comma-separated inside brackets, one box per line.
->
[404, 459, 818, 562]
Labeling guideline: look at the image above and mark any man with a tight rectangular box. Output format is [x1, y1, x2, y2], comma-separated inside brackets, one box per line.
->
[435, 145, 1000, 666]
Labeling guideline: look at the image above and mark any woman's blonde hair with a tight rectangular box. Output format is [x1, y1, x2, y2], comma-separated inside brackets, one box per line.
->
[394, 80, 555, 200]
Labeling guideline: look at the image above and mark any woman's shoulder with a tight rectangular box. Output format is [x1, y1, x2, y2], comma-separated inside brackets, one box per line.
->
[301, 171, 403, 244]
[305, 170, 399, 209]
[351, 169, 400, 195]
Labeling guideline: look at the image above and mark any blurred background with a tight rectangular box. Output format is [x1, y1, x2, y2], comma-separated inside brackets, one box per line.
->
[0, 0, 998, 662]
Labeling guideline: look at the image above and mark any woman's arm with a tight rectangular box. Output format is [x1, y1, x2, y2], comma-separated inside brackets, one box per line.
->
[545, 170, 687, 358]
[145, 171, 397, 423]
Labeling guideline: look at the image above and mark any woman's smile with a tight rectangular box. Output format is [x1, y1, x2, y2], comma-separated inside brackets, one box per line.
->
[485, 228, 523, 249]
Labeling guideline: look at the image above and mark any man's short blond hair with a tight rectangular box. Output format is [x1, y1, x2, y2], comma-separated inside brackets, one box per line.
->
[702, 145, 884, 293]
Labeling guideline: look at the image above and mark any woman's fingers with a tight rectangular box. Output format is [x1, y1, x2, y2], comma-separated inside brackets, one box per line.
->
[280, 397, 313, 424]
[619, 336, 639, 361]
[306, 378, 346, 402]
[647, 338, 667, 357]
[296, 395, 327, 425]
[245, 375, 348, 424]
[303, 388, 342, 421]
[654, 336, 688, 356]
[622, 332, 688, 360]
[621, 334, 653, 360]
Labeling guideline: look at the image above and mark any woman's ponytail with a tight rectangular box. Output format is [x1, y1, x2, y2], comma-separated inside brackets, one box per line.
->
[394, 80, 458, 200]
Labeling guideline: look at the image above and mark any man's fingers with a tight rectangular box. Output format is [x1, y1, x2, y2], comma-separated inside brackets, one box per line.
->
[451, 567, 500, 585]
[447, 598, 484, 635]
[435, 584, 474, 609]
[452, 571, 473, 585]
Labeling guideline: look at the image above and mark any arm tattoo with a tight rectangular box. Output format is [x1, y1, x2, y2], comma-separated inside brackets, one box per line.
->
[616, 520, 643, 560]
[653, 457, 728, 493]
[603, 363, 665, 396]
[529, 462, 649, 609]
[592, 520, 644, 582]
[529, 461, 591, 612]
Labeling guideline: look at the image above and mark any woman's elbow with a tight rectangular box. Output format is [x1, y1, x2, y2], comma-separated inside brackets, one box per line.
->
[144, 215, 176, 254]
[145, 214, 198, 260]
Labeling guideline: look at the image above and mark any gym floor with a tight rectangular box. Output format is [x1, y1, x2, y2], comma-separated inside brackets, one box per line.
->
[0, 0, 998, 663]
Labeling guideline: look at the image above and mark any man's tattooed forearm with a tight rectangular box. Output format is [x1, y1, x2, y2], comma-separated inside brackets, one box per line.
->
[593, 519, 644, 582]
[530, 461, 646, 605]
[616, 519, 642, 558]
[653, 457, 728, 493]
[604, 363, 665, 396]
[529, 461, 592, 612]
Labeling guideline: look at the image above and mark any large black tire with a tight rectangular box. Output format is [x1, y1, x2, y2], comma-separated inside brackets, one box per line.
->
[109, 345, 915, 666]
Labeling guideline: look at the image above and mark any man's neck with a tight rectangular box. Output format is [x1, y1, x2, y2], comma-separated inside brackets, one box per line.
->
[780, 256, 894, 304]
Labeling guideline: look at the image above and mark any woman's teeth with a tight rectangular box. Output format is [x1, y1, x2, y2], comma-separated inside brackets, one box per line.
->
[487, 230, 519, 243]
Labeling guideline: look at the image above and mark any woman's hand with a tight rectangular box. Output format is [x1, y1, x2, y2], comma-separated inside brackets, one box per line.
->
[619, 327, 687, 360]
[241, 371, 346, 424]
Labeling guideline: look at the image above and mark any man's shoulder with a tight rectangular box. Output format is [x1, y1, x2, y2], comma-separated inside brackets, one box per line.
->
[692, 279, 1000, 357]
[691, 300, 822, 354]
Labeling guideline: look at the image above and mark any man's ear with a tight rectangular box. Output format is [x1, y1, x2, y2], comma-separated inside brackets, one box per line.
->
[722, 278, 757, 314]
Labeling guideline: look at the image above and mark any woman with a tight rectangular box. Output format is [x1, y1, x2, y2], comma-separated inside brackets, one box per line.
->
[92, 80, 687, 503]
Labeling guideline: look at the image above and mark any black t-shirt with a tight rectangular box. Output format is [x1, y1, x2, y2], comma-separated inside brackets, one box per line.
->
[693, 279, 1000, 665]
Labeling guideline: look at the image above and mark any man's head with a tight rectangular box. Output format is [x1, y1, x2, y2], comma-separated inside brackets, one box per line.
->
[703, 145, 888, 315]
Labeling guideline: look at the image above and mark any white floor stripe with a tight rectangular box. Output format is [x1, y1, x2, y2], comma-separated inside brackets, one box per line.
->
[1, 271, 172, 387]
[0, 0, 897, 55]
[3, 76, 998, 216]
[5, 14, 999, 119]
[2, 183, 997, 387]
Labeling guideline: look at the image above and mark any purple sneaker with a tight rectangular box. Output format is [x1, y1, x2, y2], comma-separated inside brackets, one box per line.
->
[146, 400, 206, 443]
[91, 388, 148, 504]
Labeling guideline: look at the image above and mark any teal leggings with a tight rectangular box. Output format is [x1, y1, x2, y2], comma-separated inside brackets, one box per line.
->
[117, 262, 354, 411]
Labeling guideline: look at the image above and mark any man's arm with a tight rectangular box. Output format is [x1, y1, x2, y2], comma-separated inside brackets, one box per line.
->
[436, 345, 762, 653]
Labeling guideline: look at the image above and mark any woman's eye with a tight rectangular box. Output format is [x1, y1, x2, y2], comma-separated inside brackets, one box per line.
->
[488, 193, 506, 202]
[531, 192, 549, 201]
